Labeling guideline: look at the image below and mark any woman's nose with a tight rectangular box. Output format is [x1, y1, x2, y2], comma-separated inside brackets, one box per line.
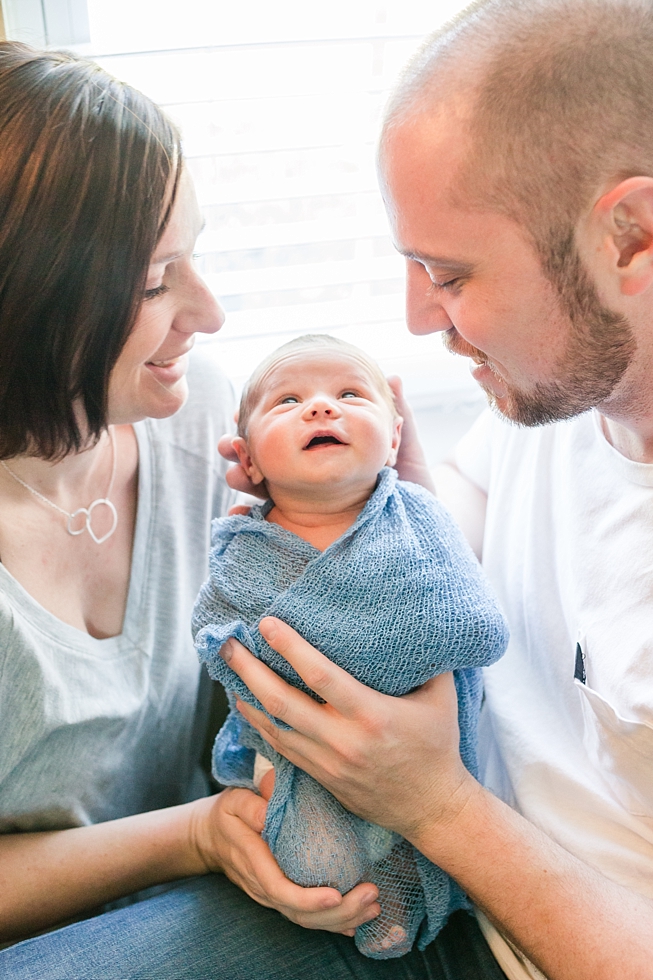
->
[175, 267, 225, 337]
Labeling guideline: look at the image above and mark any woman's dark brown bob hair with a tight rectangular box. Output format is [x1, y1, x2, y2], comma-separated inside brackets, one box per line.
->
[0, 42, 182, 459]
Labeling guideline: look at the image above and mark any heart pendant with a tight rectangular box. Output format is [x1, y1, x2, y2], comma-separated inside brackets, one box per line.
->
[86, 498, 118, 544]
[66, 499, 118, 544]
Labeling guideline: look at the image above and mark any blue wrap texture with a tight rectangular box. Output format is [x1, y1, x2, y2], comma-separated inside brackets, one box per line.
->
[193, 468, 508, 958]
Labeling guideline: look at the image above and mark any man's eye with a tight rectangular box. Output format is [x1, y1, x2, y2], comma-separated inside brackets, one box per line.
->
[280, 396, 299, 404]
[144, 283, 170, 301]
[430, 277, 460, 292]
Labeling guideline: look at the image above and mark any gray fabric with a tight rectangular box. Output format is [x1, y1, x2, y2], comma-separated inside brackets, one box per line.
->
[0, 353, 233, 833]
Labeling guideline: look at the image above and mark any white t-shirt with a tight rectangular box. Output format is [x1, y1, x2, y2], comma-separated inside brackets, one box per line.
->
[0, 354, 233, 832]
[455, 409, 653, 980]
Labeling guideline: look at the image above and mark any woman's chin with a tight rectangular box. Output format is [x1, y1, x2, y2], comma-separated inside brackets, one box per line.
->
[109, 377, 190, 425]
[144, 377, 190, 419]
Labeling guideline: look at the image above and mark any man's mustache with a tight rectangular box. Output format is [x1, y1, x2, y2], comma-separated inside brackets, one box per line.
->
[442, 328, 488, 366]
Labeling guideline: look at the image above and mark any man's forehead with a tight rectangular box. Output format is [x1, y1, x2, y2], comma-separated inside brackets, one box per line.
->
[380, 116, 477, 237]
[380, 114, 533, 270]
[380, 105, 470, 187]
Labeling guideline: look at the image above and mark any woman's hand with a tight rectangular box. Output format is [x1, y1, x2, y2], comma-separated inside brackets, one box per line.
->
[190, 787, 381, 936]
[220, 620, 477, 849]
[218, 434, 268, 499]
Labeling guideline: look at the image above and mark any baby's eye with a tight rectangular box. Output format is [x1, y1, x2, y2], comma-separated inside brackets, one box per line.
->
[340, 391, 358, 399]
[280, 396, 299, 404]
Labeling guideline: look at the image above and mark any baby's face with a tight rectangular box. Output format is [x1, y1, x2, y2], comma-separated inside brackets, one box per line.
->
[237, 350, 402, 497]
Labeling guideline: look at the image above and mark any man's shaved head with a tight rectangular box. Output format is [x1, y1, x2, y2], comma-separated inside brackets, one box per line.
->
[381, 0, 649, 427]
[384, 0, 653, 257]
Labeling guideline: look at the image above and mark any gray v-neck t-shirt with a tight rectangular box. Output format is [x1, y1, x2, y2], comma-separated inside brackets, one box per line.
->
[0, 353, 233, 832]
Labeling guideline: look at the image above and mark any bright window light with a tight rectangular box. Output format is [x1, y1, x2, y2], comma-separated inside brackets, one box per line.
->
[69, 2, 485, 461]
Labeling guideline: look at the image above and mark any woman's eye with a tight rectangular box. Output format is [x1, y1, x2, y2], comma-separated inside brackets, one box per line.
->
[280, 396, 299, 404]
[144, 283, 170, 301]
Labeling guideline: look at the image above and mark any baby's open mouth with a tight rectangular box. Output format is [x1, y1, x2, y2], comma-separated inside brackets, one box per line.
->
[304, 434, 345, 450]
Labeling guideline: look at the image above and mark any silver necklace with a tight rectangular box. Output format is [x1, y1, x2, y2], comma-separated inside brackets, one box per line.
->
[0, 428, 118, 544]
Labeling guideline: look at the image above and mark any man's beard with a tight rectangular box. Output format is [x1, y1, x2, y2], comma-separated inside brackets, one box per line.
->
[444, 234, 636, 426]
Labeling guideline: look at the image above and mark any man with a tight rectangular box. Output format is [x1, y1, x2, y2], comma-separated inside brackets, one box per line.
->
[224, 0, 653, 977]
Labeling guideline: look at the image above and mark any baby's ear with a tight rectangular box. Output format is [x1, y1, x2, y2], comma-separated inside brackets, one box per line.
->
[232, 436, 266, 486]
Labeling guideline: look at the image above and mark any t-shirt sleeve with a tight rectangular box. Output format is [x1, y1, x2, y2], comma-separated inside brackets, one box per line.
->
[453, 409, 495, 494]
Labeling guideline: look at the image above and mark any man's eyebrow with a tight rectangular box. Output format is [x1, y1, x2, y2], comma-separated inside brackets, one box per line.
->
[400, 249, 474, 273]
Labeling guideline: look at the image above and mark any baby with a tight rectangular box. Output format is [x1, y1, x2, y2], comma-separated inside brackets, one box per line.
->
[192, 334, 509, 959]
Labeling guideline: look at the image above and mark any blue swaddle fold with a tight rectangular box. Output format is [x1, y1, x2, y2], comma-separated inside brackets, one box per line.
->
[193, 468, 508, 958]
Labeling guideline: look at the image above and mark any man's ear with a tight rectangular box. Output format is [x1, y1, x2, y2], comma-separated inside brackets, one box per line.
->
[232, 436, 266, 486]
[385, 417, 403, 467]
[593, 177, 653, 296]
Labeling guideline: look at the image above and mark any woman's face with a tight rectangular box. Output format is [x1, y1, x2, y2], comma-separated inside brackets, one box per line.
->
[107, 171, 224, 425]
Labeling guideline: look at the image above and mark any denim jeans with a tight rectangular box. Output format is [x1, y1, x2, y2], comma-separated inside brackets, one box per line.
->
[0, 875, 508, 980]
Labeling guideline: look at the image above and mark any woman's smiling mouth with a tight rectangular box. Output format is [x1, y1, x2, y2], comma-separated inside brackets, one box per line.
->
[145, 353, 189, 384]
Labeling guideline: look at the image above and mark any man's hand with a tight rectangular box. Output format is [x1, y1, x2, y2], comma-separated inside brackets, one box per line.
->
[221, 618, 476, 845]
[190, 787, 381, 936]
[219, 622, 653, 980]
[387, 376, 436, 495]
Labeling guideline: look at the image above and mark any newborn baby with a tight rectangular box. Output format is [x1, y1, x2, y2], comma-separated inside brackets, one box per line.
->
[193, 334, 508, 959]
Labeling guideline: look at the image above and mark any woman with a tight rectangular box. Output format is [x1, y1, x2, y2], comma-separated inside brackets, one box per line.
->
[0, 42, 505, 980]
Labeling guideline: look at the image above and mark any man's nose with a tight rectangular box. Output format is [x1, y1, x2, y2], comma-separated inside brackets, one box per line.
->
[405, 259, 453, 336]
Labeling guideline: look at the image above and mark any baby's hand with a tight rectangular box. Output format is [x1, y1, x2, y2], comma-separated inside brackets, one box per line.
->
[387, 376, 436, 495]
[218, 433, 267, 499]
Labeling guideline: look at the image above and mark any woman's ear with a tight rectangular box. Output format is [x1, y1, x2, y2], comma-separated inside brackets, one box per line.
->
[592, 177, 653, 296]
[232, 436, 266, 486]
[385, 417, 403, 467]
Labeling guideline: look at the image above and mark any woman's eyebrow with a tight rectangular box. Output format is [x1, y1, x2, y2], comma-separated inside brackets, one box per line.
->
[152, 220, 207, 265]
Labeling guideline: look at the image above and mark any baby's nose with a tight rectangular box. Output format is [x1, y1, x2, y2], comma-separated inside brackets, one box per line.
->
[304, 395, 339, 417]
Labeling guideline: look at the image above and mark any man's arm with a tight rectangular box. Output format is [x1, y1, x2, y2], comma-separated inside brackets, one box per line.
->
[433, 460, 487, 560]
[222, 622, 653, 980]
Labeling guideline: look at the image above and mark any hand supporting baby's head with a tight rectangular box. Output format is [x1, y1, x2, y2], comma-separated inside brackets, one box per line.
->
[232, 335, 403, 537]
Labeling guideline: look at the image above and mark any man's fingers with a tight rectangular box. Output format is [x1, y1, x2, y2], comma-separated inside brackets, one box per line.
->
[235, 699, 338, 780]
[257, 618, 371, 718]
[224, 638, 330, 737]
[386, 374, 405, 410]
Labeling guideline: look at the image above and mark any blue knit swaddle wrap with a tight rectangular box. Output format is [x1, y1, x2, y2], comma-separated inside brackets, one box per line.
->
[193, 468, 508, 958]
